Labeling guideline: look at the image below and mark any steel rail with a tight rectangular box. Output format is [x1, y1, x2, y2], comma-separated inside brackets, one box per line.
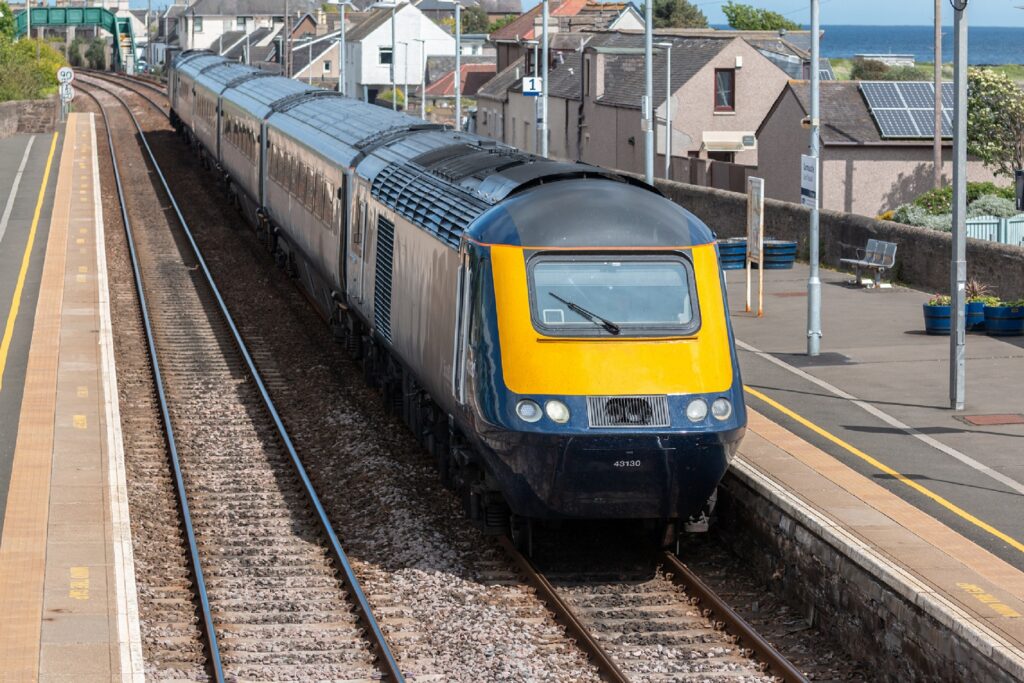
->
[84, 68, 167, 95]
[79, 79, 407, 682]
[498, 537, 631, 683]
[78, 84, 227, 683]
[662, 552, 810, 683]
[79, 73, 168, 115]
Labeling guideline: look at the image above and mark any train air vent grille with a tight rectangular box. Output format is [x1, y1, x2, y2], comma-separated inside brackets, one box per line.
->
[374, 217, 395, 344]
[587, 395, 670, 428]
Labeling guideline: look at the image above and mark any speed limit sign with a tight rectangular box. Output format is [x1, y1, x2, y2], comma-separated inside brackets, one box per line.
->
[57, 66, 75, 85]
[59, 83, 75, 102]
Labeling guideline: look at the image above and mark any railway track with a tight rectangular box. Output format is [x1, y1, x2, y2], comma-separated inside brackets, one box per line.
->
[88, 72, 819, 682]
[77, 77, 404, 682]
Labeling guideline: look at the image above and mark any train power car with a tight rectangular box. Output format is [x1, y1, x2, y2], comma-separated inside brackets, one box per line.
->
[169, 51, 747, 547]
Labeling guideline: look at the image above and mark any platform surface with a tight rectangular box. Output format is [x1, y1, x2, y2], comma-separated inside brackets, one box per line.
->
[728, 264, 1024, 569]
[0, 114, 142, 681]
[729, 262, 1024, 674]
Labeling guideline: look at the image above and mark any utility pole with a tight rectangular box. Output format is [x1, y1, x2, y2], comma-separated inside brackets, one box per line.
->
[540, 0, 547, 154]
[283, 0, 288, 75]
[455, 2, 462, 130]
[391, 3, 396, 109]
[807, 0, 822, 356]
[414, 37, 426, 118]
[934, 0, 942, 188]
[643, 0, 653, 184]
[950, 0, 968, 410]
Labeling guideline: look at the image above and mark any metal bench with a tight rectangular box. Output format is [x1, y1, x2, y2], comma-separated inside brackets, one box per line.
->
[839, 238, 897, 288]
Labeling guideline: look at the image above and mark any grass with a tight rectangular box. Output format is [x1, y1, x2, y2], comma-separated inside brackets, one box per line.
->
[828, 58, 1024, 85]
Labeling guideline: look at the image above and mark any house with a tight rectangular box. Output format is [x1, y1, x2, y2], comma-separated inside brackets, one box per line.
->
[178, 0, 317, 51]
[756, 80, 998, 216]
[340, 2, 456, 103]
[477, 31, 792, 183]
[415, 0, 521, 24]
[418, 62, 497, 123]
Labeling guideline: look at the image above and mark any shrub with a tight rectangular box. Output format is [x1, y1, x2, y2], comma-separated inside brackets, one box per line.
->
[0, 38, 66, 101]
[913, 186, 952, 215]
[884, 65, 930, 81]
[851, 58, 889, 81]
[967, 194, 1019, 218]
[894, 203, 952, 230]
[966, 181, 1015, 202]
[877, 209, 895, 221]
[927, 294, 951, 306]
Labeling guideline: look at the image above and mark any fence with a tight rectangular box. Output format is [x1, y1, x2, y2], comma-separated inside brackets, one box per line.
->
[965, 215, 1024, 247]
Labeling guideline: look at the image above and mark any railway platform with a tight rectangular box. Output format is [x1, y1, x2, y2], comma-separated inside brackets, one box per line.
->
[0, 113, 143, 681]
[727, 263, 1024, 678]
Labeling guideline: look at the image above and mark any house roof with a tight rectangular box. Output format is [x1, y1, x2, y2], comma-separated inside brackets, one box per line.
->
[344, 3, 413, 43]
[185, 0, 317, 17]
[476, 55, 525, 101]
[221, 26, 276, 61]
[770, 80, 947, 146]
[425, 55, 495, 83]
[480, 0, 521, 14]
[423, 63, 496, 97]
[489, 0, 589, 42]
[291, 31, 342, 75]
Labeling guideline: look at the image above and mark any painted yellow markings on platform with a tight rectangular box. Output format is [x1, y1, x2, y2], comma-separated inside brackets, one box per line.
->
[79, 228, 87, 234]
[78, 266, 87, 273]
[957, 583, 1021, 618]
[744, 385, 1024, 556]
[73, 415, 87, 429]
[77, 386, 88, 398]
[69, 567, 89, 600]
[75, 238, 85, 245]
[0, 132, 59, 394]
[76, 275, 86, 283]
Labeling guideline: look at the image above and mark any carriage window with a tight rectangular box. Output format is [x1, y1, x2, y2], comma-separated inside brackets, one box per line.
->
[527, 254, 701, 337]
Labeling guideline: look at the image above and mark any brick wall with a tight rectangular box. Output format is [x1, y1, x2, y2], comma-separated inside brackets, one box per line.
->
[649, 177, 1024, 299]
[0, 96, 59, 140]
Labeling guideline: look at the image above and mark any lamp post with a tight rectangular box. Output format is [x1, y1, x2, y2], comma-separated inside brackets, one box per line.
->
[807, 0, 822, 356]
[656, 41, 672, 180]
[540, 0, 547, 155]
[398, 40, 409, 107]
[438, 0, 462, 130]
[525, 39, 539, 153]
[642, 0, 653, 183]
[371, 2, 399, 109]
[413, 37, 426, 119]
[328, 0, 354, 95]
[950, 0, 969, 410]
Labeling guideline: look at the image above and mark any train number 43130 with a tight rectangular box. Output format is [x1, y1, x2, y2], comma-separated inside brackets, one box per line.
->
[613, 459, 642, 468]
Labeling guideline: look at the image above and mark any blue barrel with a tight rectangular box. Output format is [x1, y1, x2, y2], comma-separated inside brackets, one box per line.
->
[717, 238, 747, 270]
[762, 240, 798, 269]
[984, 305, 1024, 336]
[966, 301, 986, 331]
[923, 304, 951, 335]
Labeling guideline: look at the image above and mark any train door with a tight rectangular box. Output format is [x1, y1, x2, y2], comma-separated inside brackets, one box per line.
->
[451, 242, 471, 406]
[347, 186, 372, 307]
[336, 172, 348, 290]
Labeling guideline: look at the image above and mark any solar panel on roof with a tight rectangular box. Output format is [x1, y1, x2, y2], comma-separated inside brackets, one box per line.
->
[860, 80, 954, 139]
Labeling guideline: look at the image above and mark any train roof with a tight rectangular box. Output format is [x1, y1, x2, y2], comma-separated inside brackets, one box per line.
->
[170, 54, 711, 250]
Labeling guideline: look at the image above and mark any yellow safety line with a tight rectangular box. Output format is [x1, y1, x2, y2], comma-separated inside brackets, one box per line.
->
[744, 385, 1024, 556]
[0, 132, 59, 394]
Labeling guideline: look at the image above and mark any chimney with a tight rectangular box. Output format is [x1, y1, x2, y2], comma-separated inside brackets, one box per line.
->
[594, 52, 605, 99]
[316, 8, 327, 35]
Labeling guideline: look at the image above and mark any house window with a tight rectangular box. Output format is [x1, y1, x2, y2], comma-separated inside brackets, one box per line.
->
[236, 16, 248, 28]
[379, 47, 393, 65]
[324, 60, 331, 73]
[194, 16, 204, 32]
[714, 68, 735, 112]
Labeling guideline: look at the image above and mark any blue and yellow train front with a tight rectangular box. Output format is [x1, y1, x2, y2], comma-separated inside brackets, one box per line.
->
[460, 179, 746, 521]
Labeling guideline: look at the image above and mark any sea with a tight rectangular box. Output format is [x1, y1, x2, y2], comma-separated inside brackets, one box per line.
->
[711, 24, 1024, 65]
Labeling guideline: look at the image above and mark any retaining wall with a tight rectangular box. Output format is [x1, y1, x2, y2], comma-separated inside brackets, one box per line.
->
[0, 96, 59, 140]
[648, 177, 1024, 299]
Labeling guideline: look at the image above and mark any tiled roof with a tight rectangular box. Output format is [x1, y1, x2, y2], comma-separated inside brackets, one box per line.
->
[345, 3, 411, 42]
[425, 55, 495, 83]
[186, 0, 317, 17]
[423, 63, 496, 97]
[476, 55, 525, 101]
[221, 27, 276, 61]
[785, 80, 888, 145]
[489, 0, 589, 42]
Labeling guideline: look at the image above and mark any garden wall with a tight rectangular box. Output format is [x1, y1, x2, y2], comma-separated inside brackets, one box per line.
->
[648, 177, 1024, 299]
[0, 96, 59, 140]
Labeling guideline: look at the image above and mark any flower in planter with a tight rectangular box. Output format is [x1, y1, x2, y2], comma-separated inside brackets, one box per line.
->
[965, 279, 992, 302]
[927, 294, 951, 306]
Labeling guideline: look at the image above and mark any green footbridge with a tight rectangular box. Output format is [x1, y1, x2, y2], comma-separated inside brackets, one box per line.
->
[14, 7, 137, 72]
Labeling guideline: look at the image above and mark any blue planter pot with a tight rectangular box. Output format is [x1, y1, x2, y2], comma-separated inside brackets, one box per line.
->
[984, 305, 1024, 336]
[966, 301, 986, 331]
[923, 304, 951, 335]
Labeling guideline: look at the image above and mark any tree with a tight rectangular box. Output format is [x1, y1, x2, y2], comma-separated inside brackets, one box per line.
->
[487, 14, 516, 33]
[0, 1, 15, 41]
[460, 6, 489, 33]
[0, 38, 66, 101]
[967, 67, 1024, 178]
[721, 2, 800, 31]
[86, 37, 107, 70]
[850, 57, 889, 81]
[640, 0, 708, 29]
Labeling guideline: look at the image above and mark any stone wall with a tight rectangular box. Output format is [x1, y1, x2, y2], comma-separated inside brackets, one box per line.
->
[0, 96, 59, 140]
[649, 177, 1024, 299]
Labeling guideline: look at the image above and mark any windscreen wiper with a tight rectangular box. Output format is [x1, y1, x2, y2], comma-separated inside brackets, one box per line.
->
[548, 292, 621, 335]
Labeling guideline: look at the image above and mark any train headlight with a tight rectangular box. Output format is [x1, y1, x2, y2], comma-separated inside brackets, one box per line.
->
[711, 398, 733, 421]
[545, 400, 571, 424]
[516, 399, 543, 423]
[686, 399, 708, 422]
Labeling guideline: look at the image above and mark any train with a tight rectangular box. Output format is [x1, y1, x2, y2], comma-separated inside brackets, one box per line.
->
[168, 51, 746, 548]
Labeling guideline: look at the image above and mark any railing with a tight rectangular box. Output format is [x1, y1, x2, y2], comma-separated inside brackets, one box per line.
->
[966, 214, 1024, 248]
[14, 7, 135, 72]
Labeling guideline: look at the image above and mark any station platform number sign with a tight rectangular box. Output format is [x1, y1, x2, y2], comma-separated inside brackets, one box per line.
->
[522, 77, 542, 97]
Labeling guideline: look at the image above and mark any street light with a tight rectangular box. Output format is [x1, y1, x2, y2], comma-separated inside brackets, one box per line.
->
[437, 0, 462, 130]
[413, 37, 426, 119]
[524, 39, 539, 153]
[656, 41, 672, 180]
[398, 40, 409, 107]
[540, 0, 548, 154]
[949, 0, 969, 410]
[328, 0, 354, 95]
[371, 1, 399, 109]
[807, 0, 822, 356]
[643, 0, 653, 183]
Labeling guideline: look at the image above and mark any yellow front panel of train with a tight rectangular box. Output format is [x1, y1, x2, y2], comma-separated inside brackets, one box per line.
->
[491, 244, 734, 397]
